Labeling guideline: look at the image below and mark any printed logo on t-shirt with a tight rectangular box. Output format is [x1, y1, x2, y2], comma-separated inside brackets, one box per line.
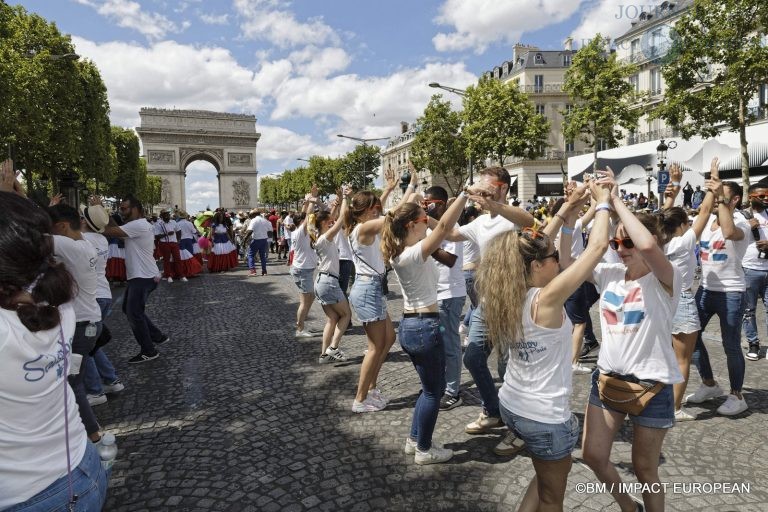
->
[511, 340, 546, 362]
[601, 286, 645, 334]
[700, 239, 727, 263]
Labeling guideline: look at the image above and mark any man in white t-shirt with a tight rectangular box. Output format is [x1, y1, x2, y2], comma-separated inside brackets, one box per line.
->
[154, 209, 185, 283]
[740, 183, 768, 361]
[243, 210, 273, 276]
[424, 186, 467, 412]
[687, 180, 750, 416]
[101, 195, 168, 364]
[445, 166, 534, 452]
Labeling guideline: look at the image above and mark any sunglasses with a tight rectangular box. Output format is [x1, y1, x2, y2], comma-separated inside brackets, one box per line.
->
[750, 194, 768, 201]
[539, 249, 559, 263]
[411, 216, 429, 225]
[422, 199, 445, 205]
[609, 237, 635, 250]
[520, 227, 545, 240]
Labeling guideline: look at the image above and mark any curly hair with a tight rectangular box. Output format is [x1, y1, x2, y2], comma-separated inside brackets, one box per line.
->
[380, 203, 422, 263]
[475, 230, 552, 358]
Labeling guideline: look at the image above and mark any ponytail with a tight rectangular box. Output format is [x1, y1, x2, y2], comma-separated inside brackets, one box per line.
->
[380, 203, 420, 262]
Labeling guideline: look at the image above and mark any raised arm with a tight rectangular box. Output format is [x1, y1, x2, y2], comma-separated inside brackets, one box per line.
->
[662, 163, 683, 210]
[468, 181, 535, 228]
[394, 162, 420, 208]
[325, 186, 351, 241]
[690, 160, 719, 239]
[378, 166, 397, 208]
[419, 193, 469, 259]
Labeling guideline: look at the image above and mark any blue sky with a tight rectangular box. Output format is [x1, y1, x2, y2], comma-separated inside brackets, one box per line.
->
[14, 0, 643, 213]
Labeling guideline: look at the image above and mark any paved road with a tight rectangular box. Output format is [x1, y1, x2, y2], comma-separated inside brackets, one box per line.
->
[97, 257, 768, 511]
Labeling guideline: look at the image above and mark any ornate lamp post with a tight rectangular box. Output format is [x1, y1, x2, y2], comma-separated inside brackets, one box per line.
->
[399, 169, 411, 194]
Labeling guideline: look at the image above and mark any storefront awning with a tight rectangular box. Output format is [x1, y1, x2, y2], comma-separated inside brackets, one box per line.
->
[536, 174, 562, 185]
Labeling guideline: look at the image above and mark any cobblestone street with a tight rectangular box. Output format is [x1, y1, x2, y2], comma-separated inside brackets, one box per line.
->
[98, 258, 768, 511]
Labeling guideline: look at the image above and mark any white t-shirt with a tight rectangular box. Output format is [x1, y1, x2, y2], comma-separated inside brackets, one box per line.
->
[291, 224, 317, 269]
[52, 235, 101, 323]
[0, 304, 87, 509]
[82, 232, 111, 300]
[742, 209, 768, 271]
[121, 219, 160, 280]
[593, 263, 684, 384]
[498, 288, 573, 424]
[335, 230, 353, 261]
[428, 228, 465, 301]
[700, 214, 750, 292]
[248, 216, 272, 240]
[462, 239, 480, 266]
[315, 233, 340, 276]
[458, 213, 516, 255]
[284, 216, 295, 240]
[391, 241, 439, 310]
[664, 229, 698, 291]
[153, 219, 178, 243]
[350, 224, 386, 275]
[177, 219, 198, 240]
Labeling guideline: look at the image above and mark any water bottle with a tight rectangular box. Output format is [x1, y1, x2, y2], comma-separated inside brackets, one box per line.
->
[96, 433, 118, 470]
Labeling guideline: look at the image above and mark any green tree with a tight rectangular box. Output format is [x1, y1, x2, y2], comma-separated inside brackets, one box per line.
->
[75, 60, 113, 187]
[107, 126, 141, 200]
[410, 94, 468, 194]
[653, 0, 768, 187]
[306, 156, 344, 196]
[339, 144, 381, 190]
[462, 75, 549, 166]
[563, 34, 641, 171]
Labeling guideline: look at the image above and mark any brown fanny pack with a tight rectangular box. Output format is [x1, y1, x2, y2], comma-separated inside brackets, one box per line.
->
[598, 373, 664, 416]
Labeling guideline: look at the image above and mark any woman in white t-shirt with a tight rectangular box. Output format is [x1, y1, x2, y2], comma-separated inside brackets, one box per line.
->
[582, 169, 683, 512]
[658, 163, 716, 421]
[291, 190, 320, 338]
[476, 180, 609, 509]
[381, 189, 469, 464]
[0, 188, 108, 511]
[309, 187, 352, 363]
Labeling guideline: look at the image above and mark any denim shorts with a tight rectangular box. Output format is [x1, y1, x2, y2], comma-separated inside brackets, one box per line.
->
[348, 274, 387, 323]
[499, 404, 580, 461]
[672, 290, 701, 335]
[588, 369, 675, 429]
[290, 267, 315, 294]
[314, 273, 346, 306]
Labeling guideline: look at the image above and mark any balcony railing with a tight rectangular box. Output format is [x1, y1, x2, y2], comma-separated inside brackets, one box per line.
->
[505, 149, 592, 164]
[626, 127, 680, 146]
[519, 83, 565, 94]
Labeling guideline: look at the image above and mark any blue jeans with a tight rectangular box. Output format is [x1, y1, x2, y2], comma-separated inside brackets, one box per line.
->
[398, 316, 446, 452]
[692, 288, 746, 392]
[248, 238, 269, 273]
[123, 278, 165, 356]
[338, 259, 355, 297]
[462, 270, 477, 327]
[742, 267, 768, 344]
[462, 305, 504, 418]
[6, 442, 109, 512]
[70, 321, 101, 436]
[439, 296, 466, 397]
[85, 299, 118, 395]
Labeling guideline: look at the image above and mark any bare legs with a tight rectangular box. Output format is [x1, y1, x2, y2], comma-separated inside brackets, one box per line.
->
[517, 456, 573, 512]
[672, 331, 698, 410]
[320, 301, 351, 355]
[295, 292, 314, 332]
[571, 322, 586, 364]
[354, 314, 395, 402]
[582, 404, 668, 512]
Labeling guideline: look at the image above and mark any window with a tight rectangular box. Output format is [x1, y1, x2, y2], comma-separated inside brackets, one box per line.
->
[650, 29, 662, 57]
[596, 138, 609, 151]
[565, 140, 575, 153]
[650, 69, 662, 95]
[534, 53, 544, 65]
[630, 39, 640, 60]
[562, 54, 572, 67]
[535, 104, 546, 116]
[565, 103, 574, 116]
[534, 75, 544, 93]
[629, 74, 640, 93]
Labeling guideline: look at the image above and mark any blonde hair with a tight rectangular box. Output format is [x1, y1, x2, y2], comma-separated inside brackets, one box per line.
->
[380, 203, 422, 263]
[344, 191, 381, 235]
[475, 230, 551, 357]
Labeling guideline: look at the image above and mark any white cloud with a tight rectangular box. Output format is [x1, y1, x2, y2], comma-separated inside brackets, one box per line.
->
[570, 0, 661, 48]
[72, 37, 265, 128]
[288, 46, 351, 78]
[74, 0, 184, 41]
[199, 12, 229, 25]
[185, 164, 220, 212]
[234, 0, 340, 48]
[433, 0, 583, 54]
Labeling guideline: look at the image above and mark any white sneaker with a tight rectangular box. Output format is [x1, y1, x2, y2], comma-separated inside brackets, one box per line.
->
[685, 383, 724, 404]
[102, 379, 125, 394]
[351, 397, 385, 413]
[318, 354, 332, 364]
[415, 445, 454, 465]
[572, 363, 592, 374]
[180, 277, 188, 282]
[404, 438, 443, 455]
[325, 346, 348, 362]
[716, 394, 748, 416]
[87, 393, 107, 406]
[674, 408, 696, 422]
[368, 388, 388, 407]
[166, 277, 173, 284]
[294, 330, 315, 338]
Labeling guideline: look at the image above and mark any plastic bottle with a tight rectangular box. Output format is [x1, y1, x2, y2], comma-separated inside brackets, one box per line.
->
[96, 433, 118, 470]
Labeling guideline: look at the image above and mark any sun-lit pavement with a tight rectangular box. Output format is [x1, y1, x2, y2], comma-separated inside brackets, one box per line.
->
[97, 257, 768, 511]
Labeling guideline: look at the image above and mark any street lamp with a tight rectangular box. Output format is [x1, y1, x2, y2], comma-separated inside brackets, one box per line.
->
[297, 158, 311, 163]
[427, 82, 474, 185]
[336, 134, 389, 189]
[655, 138, 677, 206]
[645, 165, 654, 206]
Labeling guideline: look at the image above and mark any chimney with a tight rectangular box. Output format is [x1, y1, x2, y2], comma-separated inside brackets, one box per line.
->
[400, 121, 409, 134]
[564, 37, 573, 52]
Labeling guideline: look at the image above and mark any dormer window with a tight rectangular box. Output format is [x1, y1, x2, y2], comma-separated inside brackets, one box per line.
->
[563, 54, 572, 67]
[534, 53, 544, 65]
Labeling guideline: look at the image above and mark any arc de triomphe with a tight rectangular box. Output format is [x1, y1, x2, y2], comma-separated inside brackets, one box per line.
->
[136, 108, 261, 213]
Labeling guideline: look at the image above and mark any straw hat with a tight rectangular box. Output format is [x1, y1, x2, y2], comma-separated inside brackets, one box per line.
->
[80, 204, 110, 233]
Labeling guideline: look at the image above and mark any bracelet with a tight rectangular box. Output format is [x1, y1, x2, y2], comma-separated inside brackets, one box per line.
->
[561, 225, 575, 235]
[555, 213, 567, 223]
[672, 181, 680, 187]
[595, 202, 612, 212]
[459, 191, 469, 199]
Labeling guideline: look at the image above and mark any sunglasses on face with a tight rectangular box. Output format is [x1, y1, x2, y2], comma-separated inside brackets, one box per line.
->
[609, 237, 635, 250]
[750, 194, 768, 201]
[520, 227, 545, 240]
[411, 216, 429, 225]
[539, 249, 559, 263]
[422, 199, 445, 206]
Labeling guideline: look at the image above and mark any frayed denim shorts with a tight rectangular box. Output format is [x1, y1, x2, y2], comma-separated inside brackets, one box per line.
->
[349, 274, 387, 323]
[672, 290, 700, 335]
[499, 404, 580, 461]
[290, 267, 315, 294]
[588, 369, 675, 429]
[315, 273, 346, 306]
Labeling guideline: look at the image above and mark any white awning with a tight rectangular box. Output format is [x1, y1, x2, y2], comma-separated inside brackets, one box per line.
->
[537, 174, 562, 184]
[509, 176, 518, 186]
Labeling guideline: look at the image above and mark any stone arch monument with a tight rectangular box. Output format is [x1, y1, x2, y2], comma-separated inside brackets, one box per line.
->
[136, 108, 261, 213]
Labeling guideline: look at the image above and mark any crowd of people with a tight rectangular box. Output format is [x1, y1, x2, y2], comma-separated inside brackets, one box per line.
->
[2, 152, 764, 511]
